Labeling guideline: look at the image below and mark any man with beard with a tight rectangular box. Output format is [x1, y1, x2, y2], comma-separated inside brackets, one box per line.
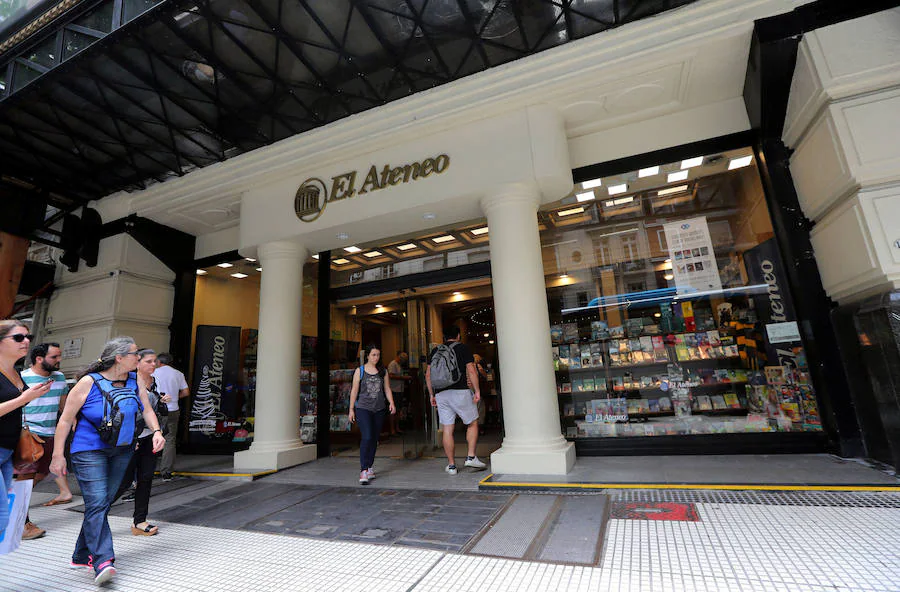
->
[20, 342, 73, 539]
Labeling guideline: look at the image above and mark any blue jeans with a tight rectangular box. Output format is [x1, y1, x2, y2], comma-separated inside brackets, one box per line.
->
[356, 408, 386, 471]
[0, 447, 13, 535]
[71, 446, 134, 571]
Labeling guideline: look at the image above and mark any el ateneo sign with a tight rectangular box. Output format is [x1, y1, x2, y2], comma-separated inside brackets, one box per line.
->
[294, 153, 450, 222]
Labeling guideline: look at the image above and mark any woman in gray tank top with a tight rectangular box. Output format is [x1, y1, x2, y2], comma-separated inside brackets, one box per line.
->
[348, 345, 396, 485]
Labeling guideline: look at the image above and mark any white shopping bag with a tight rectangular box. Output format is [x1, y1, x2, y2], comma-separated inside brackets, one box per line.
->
[0, 479, 33, 555]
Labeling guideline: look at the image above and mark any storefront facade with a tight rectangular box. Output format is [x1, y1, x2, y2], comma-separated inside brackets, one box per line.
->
[39, 1, 900, 474]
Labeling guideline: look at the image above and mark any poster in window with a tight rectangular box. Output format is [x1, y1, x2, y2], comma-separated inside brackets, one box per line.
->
[663, 216, 722, 295]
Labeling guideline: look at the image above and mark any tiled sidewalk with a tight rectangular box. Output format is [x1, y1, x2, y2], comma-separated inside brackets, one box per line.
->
[2, 488, 899, 591]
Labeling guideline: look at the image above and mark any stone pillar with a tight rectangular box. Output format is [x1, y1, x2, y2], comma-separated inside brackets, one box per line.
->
[481, 183, 575, 475]
[234, 240, 315, 470]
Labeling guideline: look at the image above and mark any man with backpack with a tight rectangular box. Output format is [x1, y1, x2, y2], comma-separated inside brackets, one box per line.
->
[426, 325, 487, 475]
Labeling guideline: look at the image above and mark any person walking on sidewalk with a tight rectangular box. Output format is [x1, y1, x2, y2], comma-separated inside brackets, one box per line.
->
[348, 345, 396, 485]
[152, 353, 188, 481]
[49, 337, 165, 586]
[114, 349, 170, 537]
[18, 342, 74, 541]
[0, 321, 53, 543]
[426, 326, 487, 475]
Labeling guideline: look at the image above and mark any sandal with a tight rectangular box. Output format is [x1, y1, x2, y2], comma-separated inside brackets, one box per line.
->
[131, 523, 158, 536]
[43, 498, 73, 507]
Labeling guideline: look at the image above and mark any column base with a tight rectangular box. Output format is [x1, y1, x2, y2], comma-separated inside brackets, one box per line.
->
[233, 442, 317, 471]
[489, 441, 575, 476]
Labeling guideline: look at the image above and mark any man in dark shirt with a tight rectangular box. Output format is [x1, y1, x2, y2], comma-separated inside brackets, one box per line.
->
[426, 325, 487, 475]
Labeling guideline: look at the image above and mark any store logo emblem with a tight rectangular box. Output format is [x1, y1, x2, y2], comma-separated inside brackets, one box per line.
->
[294, 177, 329, 222]
[681, 223, 690, 230]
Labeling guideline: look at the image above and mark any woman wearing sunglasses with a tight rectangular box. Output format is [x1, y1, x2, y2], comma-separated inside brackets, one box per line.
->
[0, 320, 53, 542]
[49, 337, 164, 585]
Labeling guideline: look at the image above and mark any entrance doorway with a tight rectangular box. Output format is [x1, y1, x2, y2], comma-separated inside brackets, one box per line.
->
[331, 279, 503, 462]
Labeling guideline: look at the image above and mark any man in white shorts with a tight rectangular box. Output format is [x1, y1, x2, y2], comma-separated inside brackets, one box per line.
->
[426, 325, 487, 475]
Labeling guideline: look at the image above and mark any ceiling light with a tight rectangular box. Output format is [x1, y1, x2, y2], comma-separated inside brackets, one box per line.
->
[681, 156, 703, 169]
[231, 273, 248, 279]
[470, 227, 489, 236]
[452, 291, 462, 296]
[667, 170, 689, 183]
[664, 274, 674, 281]
[245, 257, 256, 262]
[312, 254, 320, 260]
[576, 191, 595, 203]
[654, 312, 662, 318]
[604, 196, 634, 208]
[333, 258, 350, 265]
[657, 185, 689, 196]
[483, 333, 490, 338]
[336, 232, 349, 240]
[422, 212, 436, 220]
[217, 263, 233, 268]
[728, 155, 753, 170]
[344, 246, 361, 253]
[432, 235, 455, 243]
[396, 243, 417, 251]
[581, 178, 602, 189]
[196, 269, 207, 275]
[375, 304, 383, 308]
[256, 267, 262, 272]
[489, 340, 495, 344]
[559, 273, 569, 279]
[664, 259, 672, 263]
[557, 207, 584, 217]
[608, 183, 628, 195]
[363, 251, 382, 258]
[638, 166, 659, 178]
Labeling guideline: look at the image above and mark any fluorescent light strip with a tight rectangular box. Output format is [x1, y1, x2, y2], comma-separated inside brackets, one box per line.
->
[728, 155, 753, 170]
[363, 251, 382, 258]
[216, 262, 233, 268]
[256, 268, 262, 272]
[332, 258, 350, 265]
[603, 196, 634, 208]
[638, 166, 659, 178]
[581, 178, 602, 189]
[396, 243, 417, 251]
[432, 235, 455, 243]
[657, 184, 689, 196]
[681, 156, 703, 169]
[557, 207, 585, 217]
[196, 269, 207, 275]
[470, 227, 489, 236]
[576, 191, 595, 203]
[344, 246, 362, 253]
[231, 273, 248, 279]
[608, 183, 628, 195]
[245, 257, 256, 262]
[312, 254, 319, 260]
[667, 170, 689, 183]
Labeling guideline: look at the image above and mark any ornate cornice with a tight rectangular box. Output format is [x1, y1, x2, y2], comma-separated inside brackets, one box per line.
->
[0, 0, 85, 56]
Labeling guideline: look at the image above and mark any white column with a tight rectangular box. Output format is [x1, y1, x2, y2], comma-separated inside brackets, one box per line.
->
[482, 183, 575, 475]
[233, 240, 315, 470]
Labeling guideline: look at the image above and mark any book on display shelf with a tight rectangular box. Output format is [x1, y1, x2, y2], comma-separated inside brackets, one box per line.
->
[563, 323, 579, 344]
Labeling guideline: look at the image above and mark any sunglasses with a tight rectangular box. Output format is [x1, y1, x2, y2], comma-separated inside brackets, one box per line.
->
[2, 333, 35, 343]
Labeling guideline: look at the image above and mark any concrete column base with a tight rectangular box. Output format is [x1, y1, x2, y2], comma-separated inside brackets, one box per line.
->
[233, 442, 317, 471]
[489, 441, 576, 476]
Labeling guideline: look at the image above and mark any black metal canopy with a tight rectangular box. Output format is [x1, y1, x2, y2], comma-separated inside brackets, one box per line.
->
[0, 0, 696, 244]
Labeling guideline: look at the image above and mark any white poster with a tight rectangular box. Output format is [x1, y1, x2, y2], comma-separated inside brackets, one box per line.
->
[663, 216, 722, 295]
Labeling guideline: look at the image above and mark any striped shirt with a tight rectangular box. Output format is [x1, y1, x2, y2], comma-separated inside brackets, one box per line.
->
[21, 369, 69, 437]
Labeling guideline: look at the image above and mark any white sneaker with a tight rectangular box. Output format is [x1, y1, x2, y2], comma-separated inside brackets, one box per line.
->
[93, 562, 116, 585]
[445, 464, 458, 475]
[366, 468, 376, 481]
[464, 456, 487, 470]
[359, 470, 370, 485]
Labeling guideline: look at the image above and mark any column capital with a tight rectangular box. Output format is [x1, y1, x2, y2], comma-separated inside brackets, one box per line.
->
[480, 182, 541, 215]
[257, 240, 308, 262]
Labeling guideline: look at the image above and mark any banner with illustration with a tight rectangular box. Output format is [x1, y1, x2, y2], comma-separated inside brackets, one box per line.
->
[189, 325, 241, 444]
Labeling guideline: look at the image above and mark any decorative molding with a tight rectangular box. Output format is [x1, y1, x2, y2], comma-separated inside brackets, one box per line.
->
[0, 0, 85, 55]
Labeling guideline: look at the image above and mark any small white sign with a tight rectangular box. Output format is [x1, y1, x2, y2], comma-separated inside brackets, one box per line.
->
[766, 321, 801, 344]
[61, 337, 83, 360]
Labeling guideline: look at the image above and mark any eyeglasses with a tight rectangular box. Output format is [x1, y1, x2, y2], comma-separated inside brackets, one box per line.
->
[2, 333, 34, 343]
[124, 351, 139, 357]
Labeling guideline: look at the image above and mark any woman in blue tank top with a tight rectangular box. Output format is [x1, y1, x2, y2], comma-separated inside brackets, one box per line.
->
[49, 337, 165, 586]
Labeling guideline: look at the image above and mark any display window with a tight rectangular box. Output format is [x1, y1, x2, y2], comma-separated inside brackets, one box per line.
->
[541, 148, 822, 440]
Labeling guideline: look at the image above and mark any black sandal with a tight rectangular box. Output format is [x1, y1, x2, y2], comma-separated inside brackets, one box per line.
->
[131, 523, 158, 536]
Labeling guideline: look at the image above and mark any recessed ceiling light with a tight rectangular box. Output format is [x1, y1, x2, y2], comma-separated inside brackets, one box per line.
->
[312, 254, 319, 260]
[217, 262, 233, 268]
[336, 232, 349, 240]
[363, 251, 382, 258]
[432, 235, 455, 243]
[333, 258, 350, 265]
[375, 304, 383, 308]
[256, 267, 262, 272]
[638, 166, 659, 178]
[452, 291, 462, 296]
[604, 196, 634, 208]
[559, 273, 569, 279]
[245, 257, 256, 262]
[196, 269, 207, 275]
[664, 259, 672, 263]
[470, 227, 489, 236]
[344, 246, 361, 253]
[231, 273, 248, 279]
[422, 212, 436, 220]
[664, 273, 674, 281]
[396, 243, 417, 251]
[667, 170, 689, 183]
[489, 340, 495, 344]
[557, 207, 585, 217]
[483, 333, 489, 338]
[654, 312, 662, 318]
[657, 184, 689, 196]
[728, 155, 753, 170]
[608, 183, 628, 195]
[576, 191, 595, 203]
[681, 156, 703, 169]
[581, 178, 602, 189]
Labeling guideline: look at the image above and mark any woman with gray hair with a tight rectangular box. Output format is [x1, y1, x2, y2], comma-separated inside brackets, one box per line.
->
[49, 337, 164, 585]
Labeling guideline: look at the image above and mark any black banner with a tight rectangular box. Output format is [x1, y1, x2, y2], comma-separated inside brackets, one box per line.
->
[189, 325, 241, 444]
[743, 238, 800, 368]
